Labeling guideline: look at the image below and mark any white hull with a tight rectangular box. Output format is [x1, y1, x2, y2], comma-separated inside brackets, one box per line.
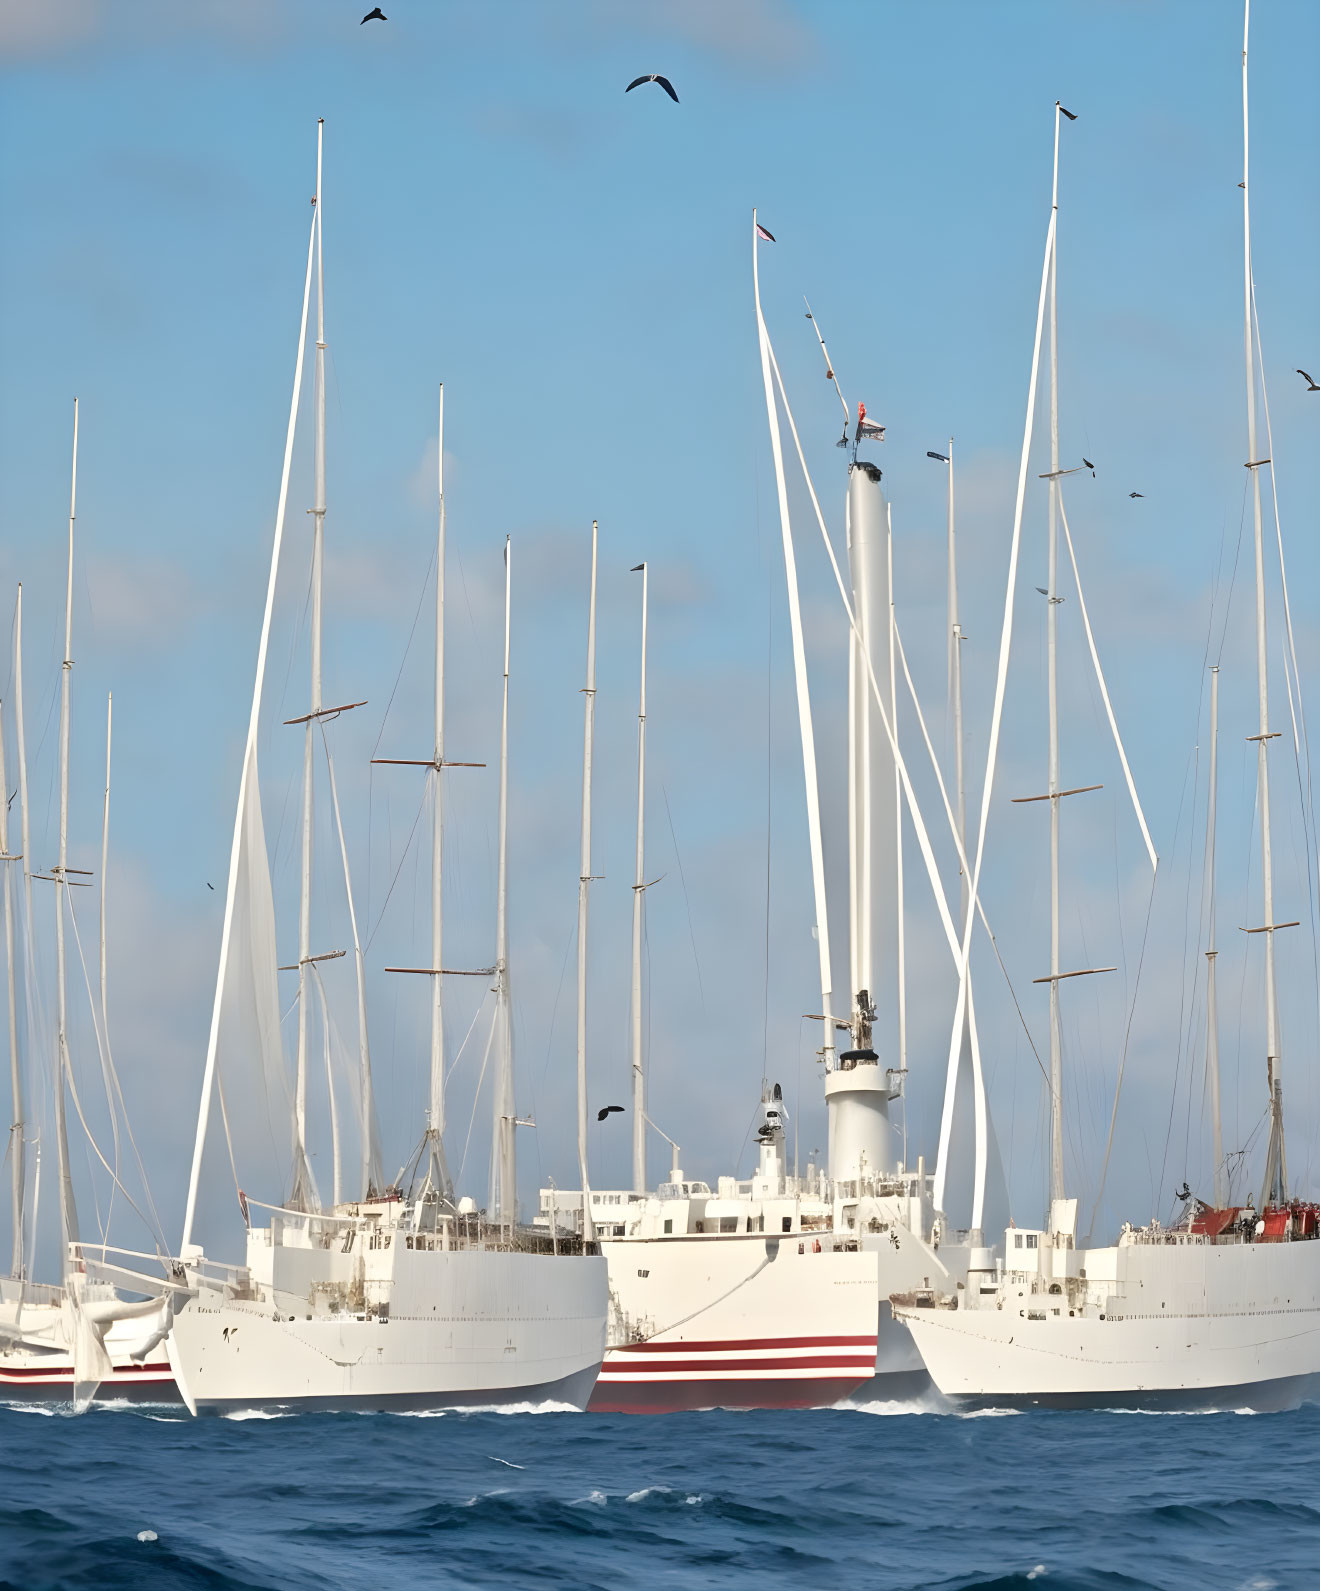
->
[593, 1231, 937, 1411]
[169, 1217, 607, 1413]
[553, 1151, 961, 1413]
[0, 1277, 178, 1404]
[896, 1225, 1320, 1407]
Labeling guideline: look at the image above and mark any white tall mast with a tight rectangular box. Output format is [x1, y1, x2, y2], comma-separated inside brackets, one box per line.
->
[99, 694, 111, 1059]
[492, 536, 515, 1226]
[1204, 665, 1224, 1206]
[937, 437, 978, 1219]
[53, 399, 81, 1275]
[946, 439, 966, 881]
[1, 692, 21, 1280]
[291, 121, 327, 1212]
[752, 212, 836, 1050]
[630, 561, 648, 1193]
[1046, 104, 1066, 1216]
[1242, 3, 1285, 1207]
[576, 522, 598, 1243]
[12, 587, 35, 1278]
[425, 387, 450, 1195]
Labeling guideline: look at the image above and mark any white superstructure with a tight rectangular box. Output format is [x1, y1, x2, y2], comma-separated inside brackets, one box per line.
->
[896, 1202, 1320, 1408]
[167, 1198, 603, 1414]
[562, 1087, 965, 1412]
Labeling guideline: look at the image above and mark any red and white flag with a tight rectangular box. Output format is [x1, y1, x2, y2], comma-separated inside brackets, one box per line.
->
[856, 400, 885, 442]
[755, 221, 776, 243]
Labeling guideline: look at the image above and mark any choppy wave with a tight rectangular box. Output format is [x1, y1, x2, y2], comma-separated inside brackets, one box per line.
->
[1, 1404, 1316, 1590]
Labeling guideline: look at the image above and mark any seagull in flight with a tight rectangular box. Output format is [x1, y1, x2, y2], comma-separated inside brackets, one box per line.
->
[1298, 369, 1320, 392]
[1129, 491, 1144, 499]
[597, 1105, 625, 1122]
[626, 74, 679, 103]
[361, 7, 386, 22]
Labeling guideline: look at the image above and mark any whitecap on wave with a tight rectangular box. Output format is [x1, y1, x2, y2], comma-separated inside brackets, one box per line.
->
[836, 1393, 949, 1417]
[625, 1485, 671, 1503]
[461, 1488, 511, 1507]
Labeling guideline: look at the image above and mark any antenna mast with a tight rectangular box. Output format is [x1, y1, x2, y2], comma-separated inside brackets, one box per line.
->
[1046, 104, 1066, 1217]
[1204, 665, 1224, 1206]
[12, 588, 36, 1280]
[99, 693, 112, 1069]
[1242, 3, 1286, 1207]
[424, 389, 452, 1196]
[576, 522, 598, 1242]
[630, 561, 648, 1193]
[291, 122, 328, 1212]
[492, 537, 515, 1226]
[53, 399, 81, 1276]
[1, 692, 20, 1281]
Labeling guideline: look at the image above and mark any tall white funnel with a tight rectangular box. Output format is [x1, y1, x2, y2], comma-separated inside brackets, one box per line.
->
[831, 460, 898, 1184]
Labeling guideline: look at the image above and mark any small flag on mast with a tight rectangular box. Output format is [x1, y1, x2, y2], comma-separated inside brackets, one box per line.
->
[755, 221, 776, 243]
[855, 401, 885, 443]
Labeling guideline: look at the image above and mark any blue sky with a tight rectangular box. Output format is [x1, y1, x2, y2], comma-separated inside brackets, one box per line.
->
[0, 0, 1317, 1263]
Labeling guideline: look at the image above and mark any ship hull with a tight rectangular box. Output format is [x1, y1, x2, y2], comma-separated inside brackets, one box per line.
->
[169, 1248, 608, 1414]
[0, 1352, 179, 1404]
[592, 1232, 939, 1413]
[897, 1234, 1320, 1410]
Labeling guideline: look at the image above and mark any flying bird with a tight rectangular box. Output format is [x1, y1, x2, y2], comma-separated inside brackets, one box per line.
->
[1082, 457, 1095, 474]
[626, 74, 679, 103]
[361, 8, 386, 21]
[207, 882, 214, 891]
[1035, 587, 1049, 596]
[1129, 491, 1144, 498]
[927, 451, 949, 463]
[596, 1105, 625, 1122]
[1058, 103, 1078, 121]
[1297, 369, 1320, 391]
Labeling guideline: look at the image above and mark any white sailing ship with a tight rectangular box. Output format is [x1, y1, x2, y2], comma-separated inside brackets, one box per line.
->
[545, 221, 995, 1413]
[895, 10, 1320, 1408]
[124, 123, 607, 1414]
[1, 407, 177, 1407]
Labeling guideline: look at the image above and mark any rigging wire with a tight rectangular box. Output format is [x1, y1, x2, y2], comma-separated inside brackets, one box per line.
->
[66, 892, 168, 1253]
[891, 622, 1047, 1083]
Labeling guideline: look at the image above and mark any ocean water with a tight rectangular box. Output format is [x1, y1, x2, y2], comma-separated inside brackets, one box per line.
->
[0, 1399, 1314, 1591]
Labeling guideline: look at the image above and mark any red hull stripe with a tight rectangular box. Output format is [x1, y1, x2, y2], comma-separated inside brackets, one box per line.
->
[0, 1362, 173, 1381]
[600, 1353, 877, 1376]
[611, 1334, 876, 1356]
